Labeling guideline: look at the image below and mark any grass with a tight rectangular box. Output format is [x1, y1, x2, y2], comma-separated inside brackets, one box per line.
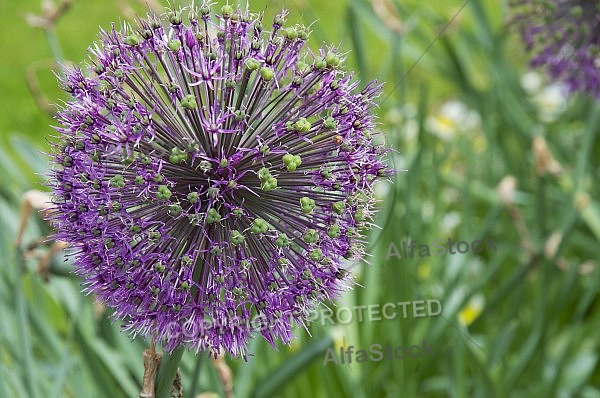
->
[1, 0, 600, 397]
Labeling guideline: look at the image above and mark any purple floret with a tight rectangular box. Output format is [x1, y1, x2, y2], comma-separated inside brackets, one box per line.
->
[512, 0, 600, 99]
[48, 4, 390, 359]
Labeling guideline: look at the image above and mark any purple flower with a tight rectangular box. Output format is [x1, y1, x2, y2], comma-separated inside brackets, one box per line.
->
[49, 4, 390, 358]
[512, 0, 600, 99]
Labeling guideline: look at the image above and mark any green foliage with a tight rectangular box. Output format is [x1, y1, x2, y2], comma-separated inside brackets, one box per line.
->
[1, 0, 600, 397]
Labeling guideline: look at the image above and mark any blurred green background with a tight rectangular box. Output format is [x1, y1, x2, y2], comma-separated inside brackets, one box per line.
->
[2, 0, 600, 397]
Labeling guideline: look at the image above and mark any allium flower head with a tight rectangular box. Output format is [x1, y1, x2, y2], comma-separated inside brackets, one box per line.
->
[512, 0, 600, 99]
[49, 4, 390, 358]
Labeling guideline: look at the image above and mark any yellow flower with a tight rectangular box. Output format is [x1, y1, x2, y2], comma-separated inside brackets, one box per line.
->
[458, 294, 484, 327]
[426, 100, 481, 141]
[417, 262, 431, 280]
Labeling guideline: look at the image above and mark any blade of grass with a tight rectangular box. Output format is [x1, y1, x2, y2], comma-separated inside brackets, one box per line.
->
[155, 346, 184, 398]
[49, 321, 75, 398]
[250, 336, 333, 398]
[14, 248, 40, 398]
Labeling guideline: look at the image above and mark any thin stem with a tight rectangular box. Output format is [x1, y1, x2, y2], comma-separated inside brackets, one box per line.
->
[155, 347, 185, 398]
[188, 354, 204, 398]
[45, 27, 65, 66]
[15, 246, 40, 398]
[140, 341, 162, 398]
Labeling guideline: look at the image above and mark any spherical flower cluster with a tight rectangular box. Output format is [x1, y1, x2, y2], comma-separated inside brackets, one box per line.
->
[49, 4, 390, 358]
[512, 0, 600, 99]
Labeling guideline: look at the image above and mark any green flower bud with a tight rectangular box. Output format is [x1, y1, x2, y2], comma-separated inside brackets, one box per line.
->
[124, 35, 141, 46]
[258, 168, 277, 190]
[354, 210, 365, 222]
[251, 218, 269, 234]
[168, 204, 182, 217]
[169, 147, 188, 164]
[314, 58, 327, 69]
[62, 155, 73, 167]
[320, 167, 333, 179]
[328, 224, 341, 238]
[233, 208, 243, 217]
[221, 4, 233, 18]
[154, 262, 165, 272]
[274, 14, 285, 25]
[169, 11, 182, 25]
[199, 160, 212, 172]
[130, 225, 142, 234]
[114, 257, 124, 268]
[283, 27, 298, 40]
[276, 233, 290, 247]
[187, 192, 198, 204]
[325, 53, 341, 67]
[234, 110, 246, 121]
[268, 281, 279, 292]
[323, 116, 336, 130]
[303, 229, 318, 244]
[240, 259, 251, 270]
[282, 153, 302, 171]
[332, 201, 345, 214]
[180, 94, 197, 110]
[278, 257, 289, 266]
[260, 145, 270, 155]
[293, 118, 311, 133]
[110, 174, 125, 188]
[168, 39, 181, 52]
[261, 176, 277, 191]
[208, 187, 219, 198]
[300, 197, 316, 214]
[258, 167, 271, 179]
[571, 5, 583, 18]
[293, 76, 303, 86]
[230, 230, 245, 245]
[298, 26, 309, 40]
[335, 269, 347, 279]
[301, 269, 312, 280]
[206, 208, 221, 224]
[156, 185, 172, 200]
[309, 248, 323, 261]
[296, 61, 309, 75]
[260, 66, 274, 81]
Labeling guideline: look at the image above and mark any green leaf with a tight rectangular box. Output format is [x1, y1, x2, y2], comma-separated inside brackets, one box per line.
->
[250, 336, 333, 398]
[155, 347, 185, 398]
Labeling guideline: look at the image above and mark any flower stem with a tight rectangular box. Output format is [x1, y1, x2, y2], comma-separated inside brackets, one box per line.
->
[154, 347, 184, 398]
[45, 27, 65, 65]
